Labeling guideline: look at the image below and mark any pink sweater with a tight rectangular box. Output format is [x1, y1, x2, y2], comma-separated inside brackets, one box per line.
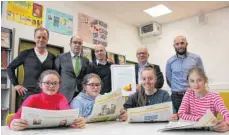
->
[178, 89, 229, 122]
[8, 92, 70, 128]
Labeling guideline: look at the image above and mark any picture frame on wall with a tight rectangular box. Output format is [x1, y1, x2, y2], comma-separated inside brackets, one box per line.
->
[118, 55, 125, 64]
[107, 52, 115, 64]
[82, 46, 92, 62]
[1, 27, 12, 48]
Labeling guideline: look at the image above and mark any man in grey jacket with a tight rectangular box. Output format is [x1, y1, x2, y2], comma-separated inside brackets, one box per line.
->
[55, 36, 90, 102]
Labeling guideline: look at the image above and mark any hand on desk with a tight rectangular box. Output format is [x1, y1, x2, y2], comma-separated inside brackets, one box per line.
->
[119, 108, 127, 121]
[71, 117, 86, 129]
[213, 120, 229, 132]
[169, 114, 178, 121]
[10, 119, 28, 131]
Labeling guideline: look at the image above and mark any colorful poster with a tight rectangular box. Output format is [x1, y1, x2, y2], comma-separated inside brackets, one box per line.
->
[45, 8, 73, 36]
[82, 47, 92, 62]
[118, 55, 125, 65]
[107, 52, 115, 64]
[6, 1, 43, 27]
[78, 13, 108, 46]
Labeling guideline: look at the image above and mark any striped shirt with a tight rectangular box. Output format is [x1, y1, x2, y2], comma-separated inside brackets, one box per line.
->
[178, 89, 229, 122]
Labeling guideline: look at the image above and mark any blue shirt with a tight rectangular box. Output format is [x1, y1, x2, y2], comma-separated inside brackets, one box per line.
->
[166, 52, 204, 92]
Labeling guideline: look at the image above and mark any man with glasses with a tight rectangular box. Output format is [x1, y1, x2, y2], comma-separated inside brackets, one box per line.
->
[135, 47, 164, 89]
[55, 36, 90, 102]
[89, 44, 112, 94]
[166, 35, 204, 113]
[7, 27, 56, 100]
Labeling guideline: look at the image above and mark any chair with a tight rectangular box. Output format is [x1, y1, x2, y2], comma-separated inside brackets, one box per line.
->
[217, 92, 229, 120]
[5, 113, 15, 125]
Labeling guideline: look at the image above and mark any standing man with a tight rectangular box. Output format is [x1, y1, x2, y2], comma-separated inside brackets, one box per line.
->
[7, 27, 56, 100]
[166, 35, 204, 113]
[55, 36, 90, 102]
[90, 44, 112, 94]
[135, 47, 164, 89]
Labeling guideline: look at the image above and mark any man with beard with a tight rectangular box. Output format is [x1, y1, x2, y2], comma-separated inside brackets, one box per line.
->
[55, 36, 90, 102]
[166, 35, 204, 113]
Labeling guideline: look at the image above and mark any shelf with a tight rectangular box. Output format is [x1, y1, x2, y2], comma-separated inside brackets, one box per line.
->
[1, 88, 9, 90]
[1, 68, 7, 70]
[1, 46, 11, 50]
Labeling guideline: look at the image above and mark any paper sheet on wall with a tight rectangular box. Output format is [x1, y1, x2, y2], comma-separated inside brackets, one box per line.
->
[127, 102, 173, 123]
[21, 107, 79, 128]
[111, 65, 136, 96]
[159, 109, 217, 131]
[87, 89, 123, 122]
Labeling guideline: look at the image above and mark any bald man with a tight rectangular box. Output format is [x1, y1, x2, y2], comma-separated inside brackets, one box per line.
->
[89, 44, 113, 94]
[135, 47, 164, 89]
[166, 35, 204, 113]
[55, 36, 90, 102]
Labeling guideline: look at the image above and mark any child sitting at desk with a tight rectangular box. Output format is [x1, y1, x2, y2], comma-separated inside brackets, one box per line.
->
[178, 67, 229, 132]
[119, 65, 177, 121]
[70, 73, 102, 117]
[9, 70, 86, 131]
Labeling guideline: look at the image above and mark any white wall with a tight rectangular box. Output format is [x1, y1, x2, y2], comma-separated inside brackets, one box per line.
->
[144, 7, 229, 90]
[1, 1, 142, 62]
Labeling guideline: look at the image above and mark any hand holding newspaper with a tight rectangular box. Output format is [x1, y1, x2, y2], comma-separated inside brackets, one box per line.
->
[21, 107, 79, 128]
[159, 109, 218, 131]
[87, 89, 123, 122]
[127, 102, 173, 123]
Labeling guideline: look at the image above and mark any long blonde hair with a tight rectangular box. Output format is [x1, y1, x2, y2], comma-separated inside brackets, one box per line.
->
[137, 65, 157, 106]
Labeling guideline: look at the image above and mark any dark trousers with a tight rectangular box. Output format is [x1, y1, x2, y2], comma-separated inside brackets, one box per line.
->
[171, 92, 185, 113]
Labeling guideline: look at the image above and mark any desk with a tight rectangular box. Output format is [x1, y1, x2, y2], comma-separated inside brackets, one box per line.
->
[2, 121, 228, 135]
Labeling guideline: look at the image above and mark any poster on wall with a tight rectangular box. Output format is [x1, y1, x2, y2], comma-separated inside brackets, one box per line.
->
[1, 27, 11, 48]
[118, 55, 125, 65]
[82, 47, 92, 62]
[6, 1, 44, 27]
[78, 13, 108, 46]
[45, 8, 73, 36]
[107, 52, 115, 63]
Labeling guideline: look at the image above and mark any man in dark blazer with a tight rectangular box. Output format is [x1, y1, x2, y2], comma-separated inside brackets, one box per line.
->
[55, 36, 90, 102]
[7, 27, 56, 100]
[135, 47, 164, 89]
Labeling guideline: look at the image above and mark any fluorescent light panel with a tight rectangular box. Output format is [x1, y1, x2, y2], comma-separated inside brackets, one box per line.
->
[144, 4, 172, 17]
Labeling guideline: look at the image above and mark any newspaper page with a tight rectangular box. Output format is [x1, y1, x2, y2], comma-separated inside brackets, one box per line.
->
[87, 89, 123, 122]
[127, 102, 173, 123]
[159, 109, 217, 131]
[111, 65, 136, 96]
[21, 107, 79, 128]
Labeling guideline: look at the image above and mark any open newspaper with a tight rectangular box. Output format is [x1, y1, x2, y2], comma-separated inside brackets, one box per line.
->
[127, 102, 173, 123]
[159, 109, 217, 131]
[87, 89, 123, 122]
[21, 107, 79, 128]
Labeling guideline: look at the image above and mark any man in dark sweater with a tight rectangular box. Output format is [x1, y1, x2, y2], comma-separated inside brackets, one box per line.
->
[7, 27, 56, 100]
[90, 44, 112, 94]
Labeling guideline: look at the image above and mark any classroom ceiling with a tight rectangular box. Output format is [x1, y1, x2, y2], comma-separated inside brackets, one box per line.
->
[79, 1, 229, 26]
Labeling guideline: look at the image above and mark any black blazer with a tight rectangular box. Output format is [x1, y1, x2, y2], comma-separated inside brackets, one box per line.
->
[135, 63, 164, 89]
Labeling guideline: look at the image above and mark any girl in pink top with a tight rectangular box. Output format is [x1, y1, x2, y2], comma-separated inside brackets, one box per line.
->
[9, 70, 86, 131]
[178, 67, 229, 132]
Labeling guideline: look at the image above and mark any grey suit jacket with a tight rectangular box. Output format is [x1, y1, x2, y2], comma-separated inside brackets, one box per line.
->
[55, 52, 90, 102]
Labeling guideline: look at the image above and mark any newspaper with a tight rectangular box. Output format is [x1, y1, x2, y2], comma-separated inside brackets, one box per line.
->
[127, 102, 173, 123]
[21, 107, 79, 128]
[87, 89, 123, 122]
[159, 109, 217, 131]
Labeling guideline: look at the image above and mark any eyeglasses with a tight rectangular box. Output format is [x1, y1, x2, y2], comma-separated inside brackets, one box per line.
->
[71, 41, 83, 45]
[174, 42, 185, 46]
[41, 81, 60, 87]
[86, 83, 101, 88]
[137, 52, 147, 56]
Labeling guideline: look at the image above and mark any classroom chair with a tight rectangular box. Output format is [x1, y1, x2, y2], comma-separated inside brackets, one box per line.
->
[217, 92, 229, 120]
[5, 113, 15, 125]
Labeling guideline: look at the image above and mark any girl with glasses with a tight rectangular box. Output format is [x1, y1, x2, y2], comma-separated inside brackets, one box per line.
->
[9, 70, 86, 131]
[70, 73, 102, 118]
